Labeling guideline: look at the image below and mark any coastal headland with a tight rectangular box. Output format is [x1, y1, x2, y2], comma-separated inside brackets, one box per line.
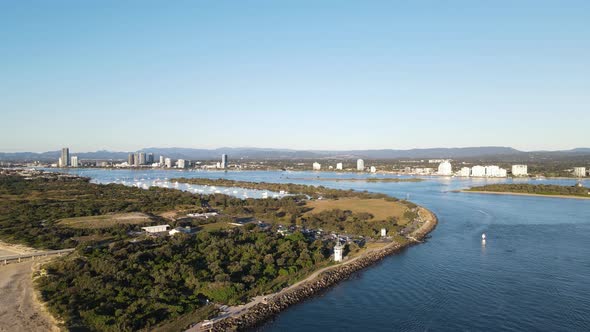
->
[194, 207, 438, 332]
[1, 170, 437, 331]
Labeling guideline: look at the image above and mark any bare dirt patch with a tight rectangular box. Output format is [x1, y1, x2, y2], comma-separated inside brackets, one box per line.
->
[57, 212, 153, 229]
[0, 241, 38, 256]
[304, 198, 408, 221]
[0, 260, 60, 332]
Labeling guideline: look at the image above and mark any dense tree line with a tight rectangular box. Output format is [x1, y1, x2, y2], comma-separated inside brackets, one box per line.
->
[37, 227, 333, 331]
[468, 183, 589, 197]
[0, 174, 203, 249]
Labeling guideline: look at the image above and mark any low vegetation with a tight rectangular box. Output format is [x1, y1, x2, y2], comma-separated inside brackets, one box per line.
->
[304, 198, 408, 221]
[467, 183, 590, 197]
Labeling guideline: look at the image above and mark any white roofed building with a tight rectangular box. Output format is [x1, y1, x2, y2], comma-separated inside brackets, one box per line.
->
[512, 165, 528, 177]
[458, 167, 471, 177]
[357, 159, 365, 171]
[142, 225, 170, 233]
[437, 160, 453, 176]
[573, 167, 587, 177]
[471, 165, 486, 177]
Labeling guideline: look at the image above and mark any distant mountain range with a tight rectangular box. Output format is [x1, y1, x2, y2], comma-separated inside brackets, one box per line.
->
[1, 147, 590, 162]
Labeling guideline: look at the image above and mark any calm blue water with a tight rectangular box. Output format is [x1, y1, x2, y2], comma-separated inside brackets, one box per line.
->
[47, 169, 590, 331]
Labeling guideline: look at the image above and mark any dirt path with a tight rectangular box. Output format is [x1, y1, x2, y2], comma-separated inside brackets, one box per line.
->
[0, 241, 38, 256]
[0, 259, 60, 332]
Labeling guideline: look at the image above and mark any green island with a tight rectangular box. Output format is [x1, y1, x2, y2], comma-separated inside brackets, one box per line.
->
[464, 183, 590, 199]
[0, 171, 434, 331]
[171, 177, 423, 199]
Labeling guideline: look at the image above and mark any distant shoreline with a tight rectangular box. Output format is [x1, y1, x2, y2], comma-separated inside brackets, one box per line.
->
[39, 167, 588, 181]
[284, 177, 424, 183]
[460, 190, 590, 200]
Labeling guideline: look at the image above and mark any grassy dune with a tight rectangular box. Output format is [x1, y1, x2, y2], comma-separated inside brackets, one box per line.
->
[304, 198, 409, 221]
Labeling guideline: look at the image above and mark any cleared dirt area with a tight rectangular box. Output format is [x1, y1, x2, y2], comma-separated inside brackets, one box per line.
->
[57, 212, 153, 229]
[0, 241, 38, 257]
[304, 198, 408, 221]
[0, 260, 60, 332]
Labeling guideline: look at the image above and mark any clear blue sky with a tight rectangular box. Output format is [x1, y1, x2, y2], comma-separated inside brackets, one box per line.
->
[1, 1, 589, 152]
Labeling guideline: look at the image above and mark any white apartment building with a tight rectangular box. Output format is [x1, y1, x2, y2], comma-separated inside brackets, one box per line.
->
[485, 165, 500, 177]
[164, 158, 172, 168]
[313, 162, 321, 171]
[458, 167, 471, 177]
[512, 165, 528, 176]
[573, 167, 587, 177]
[177, 159, 186, 169]
[471, 165, 486, 177]
[370, 166, 377, 173]
[336, 163, 343, 170]
[357, 159, 365, 171]
[437, 160, 453, 176]
[70, 156, 79, 167]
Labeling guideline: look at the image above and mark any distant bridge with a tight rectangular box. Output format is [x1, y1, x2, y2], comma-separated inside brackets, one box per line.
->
[1, 248, 75, 265]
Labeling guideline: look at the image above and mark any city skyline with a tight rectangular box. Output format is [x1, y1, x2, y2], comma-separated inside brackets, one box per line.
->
[2, 1, 590, 152]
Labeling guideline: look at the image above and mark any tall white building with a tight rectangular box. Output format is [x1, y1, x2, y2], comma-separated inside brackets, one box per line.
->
[471, 165, 486, 177]
[312, 162, 321, 171]
[512, 165, 528, 176]
[177, 159, 186, 169]
[573, 167, 587, 177]
[485, 165, 500, 177]
[164, 158, 172, 168]
[357, 159, 365, 171]
[437, 160, 453, 176]
[334, 241, 344, 262]
[336, 163, 343, 170]
[159, 156, 164, 165]
[137, 152, 146, 165]
[458, 167, 471, 177]
[70, 156, 79, 167]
